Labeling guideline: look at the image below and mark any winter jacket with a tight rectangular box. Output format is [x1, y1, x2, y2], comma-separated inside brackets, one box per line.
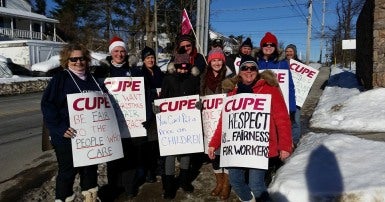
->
[41, 70, 103, 146]
[93, 55, 142, 78]
[160, 62, 200, 98]
[257, 57, 297, 113]
[208, 70, 293, 158]
[142, 64, 164, 141]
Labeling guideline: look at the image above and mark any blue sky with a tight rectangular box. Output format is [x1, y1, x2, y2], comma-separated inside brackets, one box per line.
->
[46, 0, 339, 62]
[210, 0, 339, 62]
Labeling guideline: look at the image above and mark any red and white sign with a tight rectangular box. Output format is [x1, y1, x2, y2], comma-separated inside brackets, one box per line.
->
[154, 95, 204, 156]
[201, 94, 226, 154]
[220, 93, 271, 169]
[68, 92, 123, 167]
[289, 59, 319, 107]
[104, 77, 146, 138]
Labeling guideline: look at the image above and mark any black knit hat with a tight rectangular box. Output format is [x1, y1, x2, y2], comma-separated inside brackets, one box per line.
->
[241, 37, 253, 49]
[239, 55, 258, 70]
[141, 46, 155, 61]
[285, 44, 297, 56]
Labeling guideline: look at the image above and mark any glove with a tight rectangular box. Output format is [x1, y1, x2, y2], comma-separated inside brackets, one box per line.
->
[152, 104, 160, 114]
[142, 121, 150, 130]
[290, 112, 296, 123]
[195, 100, 202, 110]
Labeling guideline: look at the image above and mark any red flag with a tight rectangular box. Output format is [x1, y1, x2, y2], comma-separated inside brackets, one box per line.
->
[181, 9, 193, 35]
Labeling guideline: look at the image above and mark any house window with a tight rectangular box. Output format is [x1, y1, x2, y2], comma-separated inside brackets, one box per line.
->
[0, 0, 6, 7]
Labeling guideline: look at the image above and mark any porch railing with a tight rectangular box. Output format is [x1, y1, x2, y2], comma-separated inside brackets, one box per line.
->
[0, 27, 64, 42]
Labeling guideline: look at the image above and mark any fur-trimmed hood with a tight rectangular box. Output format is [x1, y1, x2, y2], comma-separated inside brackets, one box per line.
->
[166, 62, 200, 77]
[221, 69, 279, 93]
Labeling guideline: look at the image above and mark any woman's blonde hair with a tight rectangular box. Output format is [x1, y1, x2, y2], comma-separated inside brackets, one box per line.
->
[59, 43, 91, 69]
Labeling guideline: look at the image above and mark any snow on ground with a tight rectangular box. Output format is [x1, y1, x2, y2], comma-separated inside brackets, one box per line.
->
[1, 60, 385, 202]
[269, 65, 385, 201]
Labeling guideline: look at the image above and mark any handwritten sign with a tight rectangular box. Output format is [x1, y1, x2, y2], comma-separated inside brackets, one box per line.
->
[67, 92, 123, 167]
[261, 69, 289, 113]
[289, 59, 319, 107]
[201, 94, 226, 154]
[154, 95, 204, 156]
[220, 93, 271, 169]
[104, 77, 146, 138]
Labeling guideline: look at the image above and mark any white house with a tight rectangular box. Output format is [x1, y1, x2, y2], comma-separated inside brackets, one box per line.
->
[0, 0, 65, 69]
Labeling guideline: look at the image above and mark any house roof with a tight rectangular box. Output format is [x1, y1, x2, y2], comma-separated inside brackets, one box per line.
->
[0, 7, 59, 23]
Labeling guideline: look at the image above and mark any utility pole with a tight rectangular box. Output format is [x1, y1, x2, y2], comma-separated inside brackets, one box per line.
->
[154, 0, 158, 64]
[319, 0, 326, 64]
[306, 0, 313, 65]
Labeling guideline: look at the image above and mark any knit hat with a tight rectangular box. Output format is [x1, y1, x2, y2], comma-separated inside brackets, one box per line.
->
[211, 38, 223, 48]
[285, 44, 297, 56]
[207, 48, 226, 64]
[239, 55, 258, 71]
[141, 46, 155, 61]
[109, 36, 126, 53]
[178, 34, 195, 45]
[260, 32, 278, 48]
[241, 37, 253, 49]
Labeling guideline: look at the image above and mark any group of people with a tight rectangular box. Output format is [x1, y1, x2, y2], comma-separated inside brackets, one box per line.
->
[41, 31, 304, 202]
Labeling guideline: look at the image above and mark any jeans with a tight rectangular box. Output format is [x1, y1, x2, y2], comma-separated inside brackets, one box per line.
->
[291, 108, 301, 145]
[228, 167, 266, 201]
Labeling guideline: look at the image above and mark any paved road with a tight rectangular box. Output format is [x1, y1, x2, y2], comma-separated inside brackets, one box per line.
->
[0, 93, 56, 201]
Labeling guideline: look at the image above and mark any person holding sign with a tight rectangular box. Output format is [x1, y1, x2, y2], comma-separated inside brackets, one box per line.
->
[200, 48, 232, 200]
[41, 43, 103, 202]
[159, 52, 201, 199]
[226, 37, 255, 76]
[95, 36, 144, 201]
[175, 34, 206, 73]
[208, 55, 293, 202]
[285, 44, 303, 147]
[140, 46, 165, 183]
[255, 33, 297, 183]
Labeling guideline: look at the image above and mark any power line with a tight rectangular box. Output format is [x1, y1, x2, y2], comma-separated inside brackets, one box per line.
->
[211, 15, 303, 22]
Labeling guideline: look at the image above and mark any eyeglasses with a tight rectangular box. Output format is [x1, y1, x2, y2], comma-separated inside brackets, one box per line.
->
[262, 43, 276, 48]
[68, 57, 85, 62]
[180, 44, 192, 49]
[240, 66, 257, 71]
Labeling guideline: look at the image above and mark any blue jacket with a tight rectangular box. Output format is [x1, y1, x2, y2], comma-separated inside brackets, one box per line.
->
[41, 70, 103, 146]
[257, 57, 297, 113]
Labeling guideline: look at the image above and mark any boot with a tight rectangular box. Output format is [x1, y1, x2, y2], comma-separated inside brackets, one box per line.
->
[82, 190, 92, 202]
[88, 187, 99, 202]
[239, 192, 255, 202]
[179, 169, 194, 193]
[82, 187, 98, 202]
[55, 194, 74, 202]
[220, 173, 231, 200]
[163, 175, 177, 199]
[211, 173, 223, 196]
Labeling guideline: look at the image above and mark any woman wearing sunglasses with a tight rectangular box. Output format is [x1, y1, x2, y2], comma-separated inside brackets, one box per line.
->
[41, 43, 103, 202]
[176, 34, 206, 74]
[208, 55, 292, 202]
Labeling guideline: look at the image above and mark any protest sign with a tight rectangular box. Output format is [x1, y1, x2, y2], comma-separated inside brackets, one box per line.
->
[104, 77, 146, 138]
[67, 92, 123, 167]
[201, 94, 226, 154]
[154, 95, 204, 156]
[261, 69, 289, 113]
[289, 59, 319, 107]
[220, 93, 271, 169]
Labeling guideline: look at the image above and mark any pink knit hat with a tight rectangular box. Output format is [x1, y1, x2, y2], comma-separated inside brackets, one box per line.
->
[207, 48, 226, 64]
[109, 36, 126, 53]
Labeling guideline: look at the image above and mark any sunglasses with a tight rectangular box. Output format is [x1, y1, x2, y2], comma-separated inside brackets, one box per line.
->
[180, 44, 192, 49]
[241, 66, 257, 71]
[68, 57, 85, 62]
[262, 43, 276, 48]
